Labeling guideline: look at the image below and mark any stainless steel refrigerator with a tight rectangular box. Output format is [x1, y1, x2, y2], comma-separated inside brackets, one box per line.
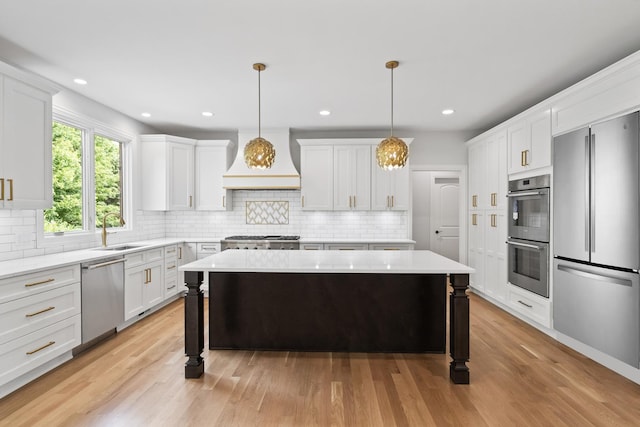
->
[553, 111, 640, 368]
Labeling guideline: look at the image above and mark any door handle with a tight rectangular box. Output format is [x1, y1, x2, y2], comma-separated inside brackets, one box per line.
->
[7, 179, 13, 201]
[506, 240, 541, 250]
[435, 230, 440, 234]
[557, 264, 632, 287]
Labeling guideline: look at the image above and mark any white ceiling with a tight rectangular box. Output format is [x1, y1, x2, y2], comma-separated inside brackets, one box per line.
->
[1, 0, 640, 137]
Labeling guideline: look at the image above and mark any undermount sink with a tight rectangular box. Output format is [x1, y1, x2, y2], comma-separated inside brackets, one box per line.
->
[95, 245, 143, 251]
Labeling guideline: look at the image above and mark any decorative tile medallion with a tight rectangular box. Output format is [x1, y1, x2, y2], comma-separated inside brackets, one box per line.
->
[246, 201, 289, 225]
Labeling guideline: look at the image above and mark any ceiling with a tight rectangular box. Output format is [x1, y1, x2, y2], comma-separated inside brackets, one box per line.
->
[1, 0, 640, 137]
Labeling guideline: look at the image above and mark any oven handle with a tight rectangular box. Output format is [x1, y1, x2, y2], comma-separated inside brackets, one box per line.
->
[506, 191, 543, 197]
[506, 240, 543, 250]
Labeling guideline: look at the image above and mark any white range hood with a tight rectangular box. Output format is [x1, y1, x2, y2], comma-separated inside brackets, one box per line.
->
[223, 129, 300, 189]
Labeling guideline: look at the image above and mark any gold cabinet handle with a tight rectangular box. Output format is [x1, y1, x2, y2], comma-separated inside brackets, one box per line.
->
[349, 196, 352, 208]
[391, 195, 394, 208]
[7, 179, 13, 201]
[25, 306, 56, 317]
[387, 195, 390, 208]
[353, 195, 356, 208]
[189, 195, 193, 208]
[26, 341, 55, 355]
[144, 268, 149, 284]
[472, 213, 477, 226]
[0, 178, 4, 201]
[178, 246, 183, 260]
[491, 214, 497, 228]
[25, 278, 55, 288]
[149, 268, 152, 283]
[301, 195, 305, 208]
[222, 195, 225, 208]
[472, 195, 477, 208]
[524, 150, 529, 166]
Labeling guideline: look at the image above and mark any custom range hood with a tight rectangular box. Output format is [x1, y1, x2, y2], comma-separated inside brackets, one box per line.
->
[223, 128, 301, 189]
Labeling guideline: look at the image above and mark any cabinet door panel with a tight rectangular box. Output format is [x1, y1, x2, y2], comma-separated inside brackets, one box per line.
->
[145, 263, 164, 308]
[196, 145, 230, 211]
[168, 143, 194, 210]
[2, 76, 52, 209]
[300, 146, 333, 210]
[333, 146, 352, 210]
[124, 268, 144, 320]
[352, 146, 371, 210]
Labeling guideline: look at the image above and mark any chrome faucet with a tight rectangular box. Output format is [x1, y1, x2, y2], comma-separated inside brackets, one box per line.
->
[101, 212, 125, 247]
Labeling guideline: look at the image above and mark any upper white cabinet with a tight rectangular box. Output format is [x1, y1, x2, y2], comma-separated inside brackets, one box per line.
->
[0, 66, 56, 209]
[507, 108, 551, 175]
[300, 144, 333, 210]
[468, 141, 487, 210]
[333, 145, 371, 211]
[485, 130, 508, 210]
[371, 145, 411, 211]
[195, 140, 233, 211]
[140, 135, 195, 211]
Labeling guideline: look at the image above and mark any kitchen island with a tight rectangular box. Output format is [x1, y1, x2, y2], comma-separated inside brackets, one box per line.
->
[180, 250, 474, 384]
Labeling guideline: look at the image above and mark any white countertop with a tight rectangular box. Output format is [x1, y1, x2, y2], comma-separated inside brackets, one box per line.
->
[180, 250, 473, 275]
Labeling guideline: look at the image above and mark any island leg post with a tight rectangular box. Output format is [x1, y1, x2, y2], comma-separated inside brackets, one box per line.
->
[184, 271, 204, 378]
[449, 273, 470, 384]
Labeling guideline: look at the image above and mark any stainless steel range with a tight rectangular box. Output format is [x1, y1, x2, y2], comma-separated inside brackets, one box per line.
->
[221, 235, 300, 250]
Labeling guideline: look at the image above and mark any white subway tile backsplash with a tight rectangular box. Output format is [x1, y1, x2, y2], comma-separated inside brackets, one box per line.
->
[1, 190, 409, 260]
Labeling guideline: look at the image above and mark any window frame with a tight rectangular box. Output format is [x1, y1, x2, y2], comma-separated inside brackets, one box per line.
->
[37, 106, 134, 248]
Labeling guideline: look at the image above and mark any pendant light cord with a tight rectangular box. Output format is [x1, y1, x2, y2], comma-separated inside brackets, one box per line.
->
[390, 66, 394, 137]
[258, 67, 262, 139]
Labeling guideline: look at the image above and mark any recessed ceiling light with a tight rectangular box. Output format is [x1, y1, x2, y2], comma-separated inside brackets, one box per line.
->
[202, 111, 214, 117]
[442, 109, 455, 115]
[73, 78, 87, 85]
[319, 110, 331, 116]
[141, 112, 151, 118]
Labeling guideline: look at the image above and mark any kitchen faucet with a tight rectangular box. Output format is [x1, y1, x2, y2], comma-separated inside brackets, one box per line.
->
[101, 212, 125, 247]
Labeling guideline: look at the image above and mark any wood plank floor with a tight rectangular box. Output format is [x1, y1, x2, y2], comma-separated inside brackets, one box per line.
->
[1, 292, 640, 426]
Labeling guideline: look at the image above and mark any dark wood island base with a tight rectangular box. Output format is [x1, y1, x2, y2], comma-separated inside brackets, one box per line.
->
[184, 269, 470, 384]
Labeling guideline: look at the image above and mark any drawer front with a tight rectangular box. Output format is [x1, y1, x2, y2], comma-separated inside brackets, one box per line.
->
[164, 245, 178, 260]
[197, 243, 220, 256]
[0, 283, 81, 345]
[325, 243, 368, 250]
[0, 266, 80, 305]
[144, 248, 164, 263]
[165, 276, 178, 297]
[165, 258, 177, 275]
[508, 285, 551, 327]
[125, 252, 145, 269]
[368, 244, 414, 250]
[301, 243, 323, 250]
[0, 314, 80, 386]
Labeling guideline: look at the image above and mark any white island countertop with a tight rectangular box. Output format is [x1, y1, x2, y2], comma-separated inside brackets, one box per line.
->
[180, 250, 474, 275]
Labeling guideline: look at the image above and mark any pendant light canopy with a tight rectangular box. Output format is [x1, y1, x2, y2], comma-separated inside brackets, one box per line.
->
[244, 63, 275, 169]
[376, 60, 408, 170]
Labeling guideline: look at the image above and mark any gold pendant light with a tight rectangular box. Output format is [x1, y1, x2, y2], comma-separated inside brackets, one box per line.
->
[244, 63, 275, 169]
[376, 60, 408, 170]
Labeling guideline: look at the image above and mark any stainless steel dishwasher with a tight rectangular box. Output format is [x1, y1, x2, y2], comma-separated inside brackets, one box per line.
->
[80, 256, 125, 344]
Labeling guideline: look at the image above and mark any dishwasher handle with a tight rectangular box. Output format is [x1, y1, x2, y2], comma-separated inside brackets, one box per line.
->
[82, 258, 126, 270]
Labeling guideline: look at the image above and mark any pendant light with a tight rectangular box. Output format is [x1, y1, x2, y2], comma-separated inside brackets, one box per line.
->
[376, 60, 408, 170]
[244, 63, 275, 169]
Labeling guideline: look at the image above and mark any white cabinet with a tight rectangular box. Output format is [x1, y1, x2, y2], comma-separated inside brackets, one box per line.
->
[124, 248, 164, 320]
[195, 140, 233, 211]
[300, 145, 333, 210]
[140, 135, 195, 211]
[368, 243, 414, 250]
[325, 243, 368, 250]
[483, 211, 507, 303]
[507, 108, 551, 175]
[371, 148, 410, 211]
[0, 265, 81, 398]
[163, 245, 179, 298]
[196, 242, 220, 294]
[467, 132, 508, 301]
[0, 72, 55, 209]
[178, 242, 197, 291]
[468, 211, 485, 292]
[334, 145, 371, 211]
[301, 243, 324, 250]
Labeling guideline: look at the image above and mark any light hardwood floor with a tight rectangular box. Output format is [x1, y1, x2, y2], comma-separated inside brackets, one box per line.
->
[1, 293, 640, 426]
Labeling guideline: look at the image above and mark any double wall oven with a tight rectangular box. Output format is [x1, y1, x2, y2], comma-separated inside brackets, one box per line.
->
[506, 174, 550, 298]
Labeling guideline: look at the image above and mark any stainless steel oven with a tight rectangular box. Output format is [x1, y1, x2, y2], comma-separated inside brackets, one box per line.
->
[507, 175, 550, 243]
[507, 238, 549, 297]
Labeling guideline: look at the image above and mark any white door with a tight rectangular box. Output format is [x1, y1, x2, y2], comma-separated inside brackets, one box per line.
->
[430, 173, 460, 261]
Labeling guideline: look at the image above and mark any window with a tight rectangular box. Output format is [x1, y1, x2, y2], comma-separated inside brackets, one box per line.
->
[43, 113, 130, 239]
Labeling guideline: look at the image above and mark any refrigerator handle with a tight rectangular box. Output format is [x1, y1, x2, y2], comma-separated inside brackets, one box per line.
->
[585, 135, 590, 253]
[557, 263, 632, 287]
[591, 133, 596, 253]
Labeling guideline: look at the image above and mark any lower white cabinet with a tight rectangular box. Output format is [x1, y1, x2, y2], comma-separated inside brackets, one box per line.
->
[164, 245, 179, 298]
[483, 211, 507, 303]
[325, 243, 369, 250]
[301, 243, 324, 250]
[507, 284, 551, 328]
[368, 244, 414, 250]
[0, 265, 81, 398]
[197, 242, 220, 294]
[124, 248, 164, 321]
[178, 242, 197, 291]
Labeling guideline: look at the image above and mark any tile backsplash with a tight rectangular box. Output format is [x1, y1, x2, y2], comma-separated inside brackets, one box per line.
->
[0, 191, 408, 261]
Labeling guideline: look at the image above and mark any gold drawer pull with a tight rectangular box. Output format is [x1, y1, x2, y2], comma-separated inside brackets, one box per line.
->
[25, 278, 55, 288]
[0, 178, 4, 200]
[7, 179, 13, 201]
[26, 341, 55, 355]
[25, 306, 55, 317]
